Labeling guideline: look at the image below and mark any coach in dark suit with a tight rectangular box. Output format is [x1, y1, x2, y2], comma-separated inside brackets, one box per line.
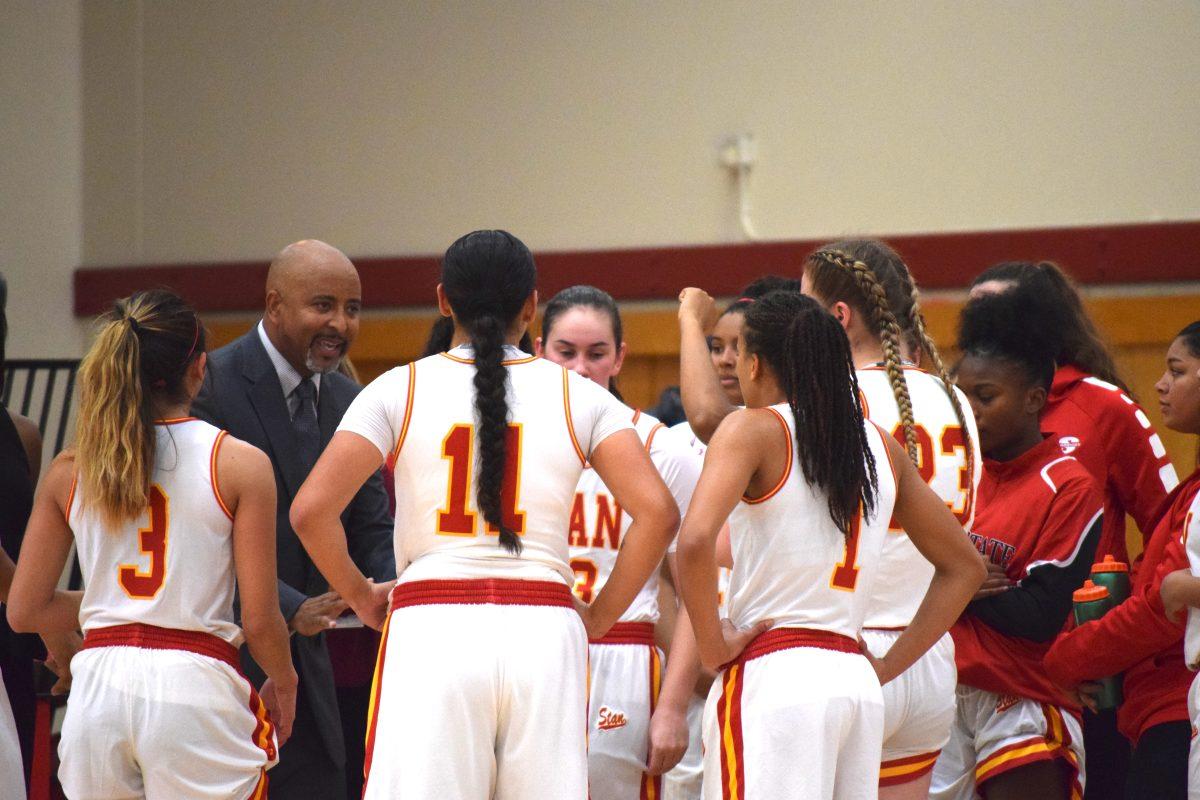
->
[193, 240, 394, 800]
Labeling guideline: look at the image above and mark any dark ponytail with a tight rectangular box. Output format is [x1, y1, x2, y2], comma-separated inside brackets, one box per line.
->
[440, 230, 537, 554]
[742, 291, 878, 536]
[541, 284, 625, 401]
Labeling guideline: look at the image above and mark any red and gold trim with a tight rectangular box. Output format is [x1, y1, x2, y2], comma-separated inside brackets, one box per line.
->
[731, 627, 860, 667]
[389, 578, 575, 611]
[644, 422, 665, 453]
[438, 352, 539, 366]
[390, 361, 417, 461]
[741, 407, 792, 505]
[361, 612, 393, 795]
[63, 471, 78, 523]
[879, 750, 940, 787]
[246, 682, 277, 762]
[716, 661, 747, 800]
[589, 621, 656, 646]
[244, 769, 268, 800]
[974, 704, 1082, 800]
[154, 416, 200, 425]
[563, 368, 587, 466]
[640, 646, 663, 800]
[211, 430, 234, 521]
[632, 408, 642, 425]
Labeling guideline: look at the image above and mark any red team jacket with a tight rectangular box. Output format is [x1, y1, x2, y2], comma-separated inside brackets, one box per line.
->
[1044, 468, 1200, 744]
[952, 436, 1104, 710]
[1042, 365, 1176, 565]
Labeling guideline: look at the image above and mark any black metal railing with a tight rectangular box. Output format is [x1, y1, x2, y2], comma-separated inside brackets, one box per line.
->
[2, 358, 80, 457]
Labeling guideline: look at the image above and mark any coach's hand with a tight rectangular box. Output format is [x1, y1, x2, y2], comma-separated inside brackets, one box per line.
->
[647, 705, 689, 775]
[261, 672, 299, 746]
[289, 591, 348, 636]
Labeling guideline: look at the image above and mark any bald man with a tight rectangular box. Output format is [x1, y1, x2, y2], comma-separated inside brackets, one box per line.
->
[193, 241, 394, 800]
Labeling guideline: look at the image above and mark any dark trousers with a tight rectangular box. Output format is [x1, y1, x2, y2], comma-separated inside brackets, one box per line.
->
[268, 688, 347, 800]
[1082, 708, 1130, 800]
[1125, 721, 1189, 800]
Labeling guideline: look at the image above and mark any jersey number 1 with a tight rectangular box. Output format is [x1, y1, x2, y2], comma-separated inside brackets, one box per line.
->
[829, 509, 862, 592]
[437, 423, 527, 536]
[119, 485, 168, 599]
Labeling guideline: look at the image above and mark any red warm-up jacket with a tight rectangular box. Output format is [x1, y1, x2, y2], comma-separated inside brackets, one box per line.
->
[1043, 365, 1177, 564]
[1044, 467, 1200, 743]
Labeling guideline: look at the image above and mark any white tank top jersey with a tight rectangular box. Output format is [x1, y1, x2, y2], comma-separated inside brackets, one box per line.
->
[1181, 493, 1200, 668]
[69, 418, 243, 646]
[338, 345, 633, 586]
[726, 404, 898, 639]
[669, 418, 733, 615]
[568, 409, 701, 623]
[857, 367, 982, 629]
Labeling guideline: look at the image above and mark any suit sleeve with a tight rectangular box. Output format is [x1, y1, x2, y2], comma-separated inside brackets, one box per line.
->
[969, 480, 1103, 642]
[1043, 516, 1186, 686]
[190, 352, 310, 623]
[1097, 390, 1178, 533]
[344, 466, 396, 583]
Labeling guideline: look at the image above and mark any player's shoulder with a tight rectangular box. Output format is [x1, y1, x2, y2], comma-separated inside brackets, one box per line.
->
[1054, 371, 1144, 423]
[1039, 452, 1100, 499]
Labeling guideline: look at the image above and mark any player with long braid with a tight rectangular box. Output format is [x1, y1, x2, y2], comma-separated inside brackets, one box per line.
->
[677, 290, 983, 800]
[290, 230, 679, 798]
[797, 241, 982, 799]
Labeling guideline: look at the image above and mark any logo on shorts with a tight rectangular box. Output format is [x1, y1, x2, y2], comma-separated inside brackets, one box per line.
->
[1058, 436, 1081, 455]
[995, 694, 1021, 714]
[596, 707, 628, 731]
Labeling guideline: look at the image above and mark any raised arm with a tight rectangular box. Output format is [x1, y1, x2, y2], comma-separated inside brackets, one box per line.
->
[872, 433, 985, 685]
[587, 429, 679, 639]
[220, 436, 298, 743]
[678, 289, 736, 444]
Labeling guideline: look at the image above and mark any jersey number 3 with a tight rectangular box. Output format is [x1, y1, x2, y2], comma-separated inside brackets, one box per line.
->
[437, 423, 527, 536]
[119, 484, 168, 599]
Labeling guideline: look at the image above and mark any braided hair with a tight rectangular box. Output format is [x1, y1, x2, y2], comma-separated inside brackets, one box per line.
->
[541, 285, 625, 401]
[806, 246, 918, 462]
[805, 240, 975, 487]
[971, 261, 1128, 393]
[742, 291, 878, 536]
[440, 230, 537, 555]
[421, 313, 532, 358]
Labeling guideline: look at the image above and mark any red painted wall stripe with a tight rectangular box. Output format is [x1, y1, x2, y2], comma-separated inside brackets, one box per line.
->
[73, 220, 1200, 316]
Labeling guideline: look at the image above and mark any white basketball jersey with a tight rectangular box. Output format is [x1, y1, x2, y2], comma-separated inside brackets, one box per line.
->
[857, 367, 982, 629]
[338, 345, 632, 585]
[1182, 493, 1200, 669]
[669, 418, 732, 615]
[726, 404, 898, 638]
[70, 418, 242, 646]
[569, 409, 701, 622]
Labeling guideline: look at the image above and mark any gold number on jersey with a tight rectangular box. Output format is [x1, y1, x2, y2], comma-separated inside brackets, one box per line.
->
[119, 484, 169, 599]
[436, 423, 527, 537]
[570, 558, 598, 603]
[830, 508, 863, 592]
[888, 423, 974, 528]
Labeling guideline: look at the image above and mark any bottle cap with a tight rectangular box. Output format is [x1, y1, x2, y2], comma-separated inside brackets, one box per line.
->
[1073, 579, 1110, 603]
[1091, 555, 1129, 573]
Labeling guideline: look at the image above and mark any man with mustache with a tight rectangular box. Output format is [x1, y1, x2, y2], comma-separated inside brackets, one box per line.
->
[193, 239, 394, 800]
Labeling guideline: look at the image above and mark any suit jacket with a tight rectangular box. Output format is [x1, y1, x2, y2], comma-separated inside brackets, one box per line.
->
[192, 330, 395, 764]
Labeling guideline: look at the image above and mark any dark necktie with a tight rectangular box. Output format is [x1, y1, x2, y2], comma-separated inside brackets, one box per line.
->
[292, 378, 320, 473]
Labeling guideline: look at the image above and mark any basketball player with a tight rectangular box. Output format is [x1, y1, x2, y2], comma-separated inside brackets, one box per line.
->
[932, 290, 1104, 800]
[289, 230, 679, 799]
[537, 285, 703, 798]
[676, 290, 983, 800]
[7, 290, 296, 799]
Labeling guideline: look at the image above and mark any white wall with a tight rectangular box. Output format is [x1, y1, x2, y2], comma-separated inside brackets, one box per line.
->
[1, 0, 86, 359]
[5, 1, 1200, 359]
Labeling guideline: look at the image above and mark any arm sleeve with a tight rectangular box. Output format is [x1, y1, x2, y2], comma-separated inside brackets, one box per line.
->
[568, 373, 634, 459]
[970, 484, 1103, 642]
[1097, 389, 1179, 531]
[336, 366, 410, 460]
[1044, 514, 1188, 686]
